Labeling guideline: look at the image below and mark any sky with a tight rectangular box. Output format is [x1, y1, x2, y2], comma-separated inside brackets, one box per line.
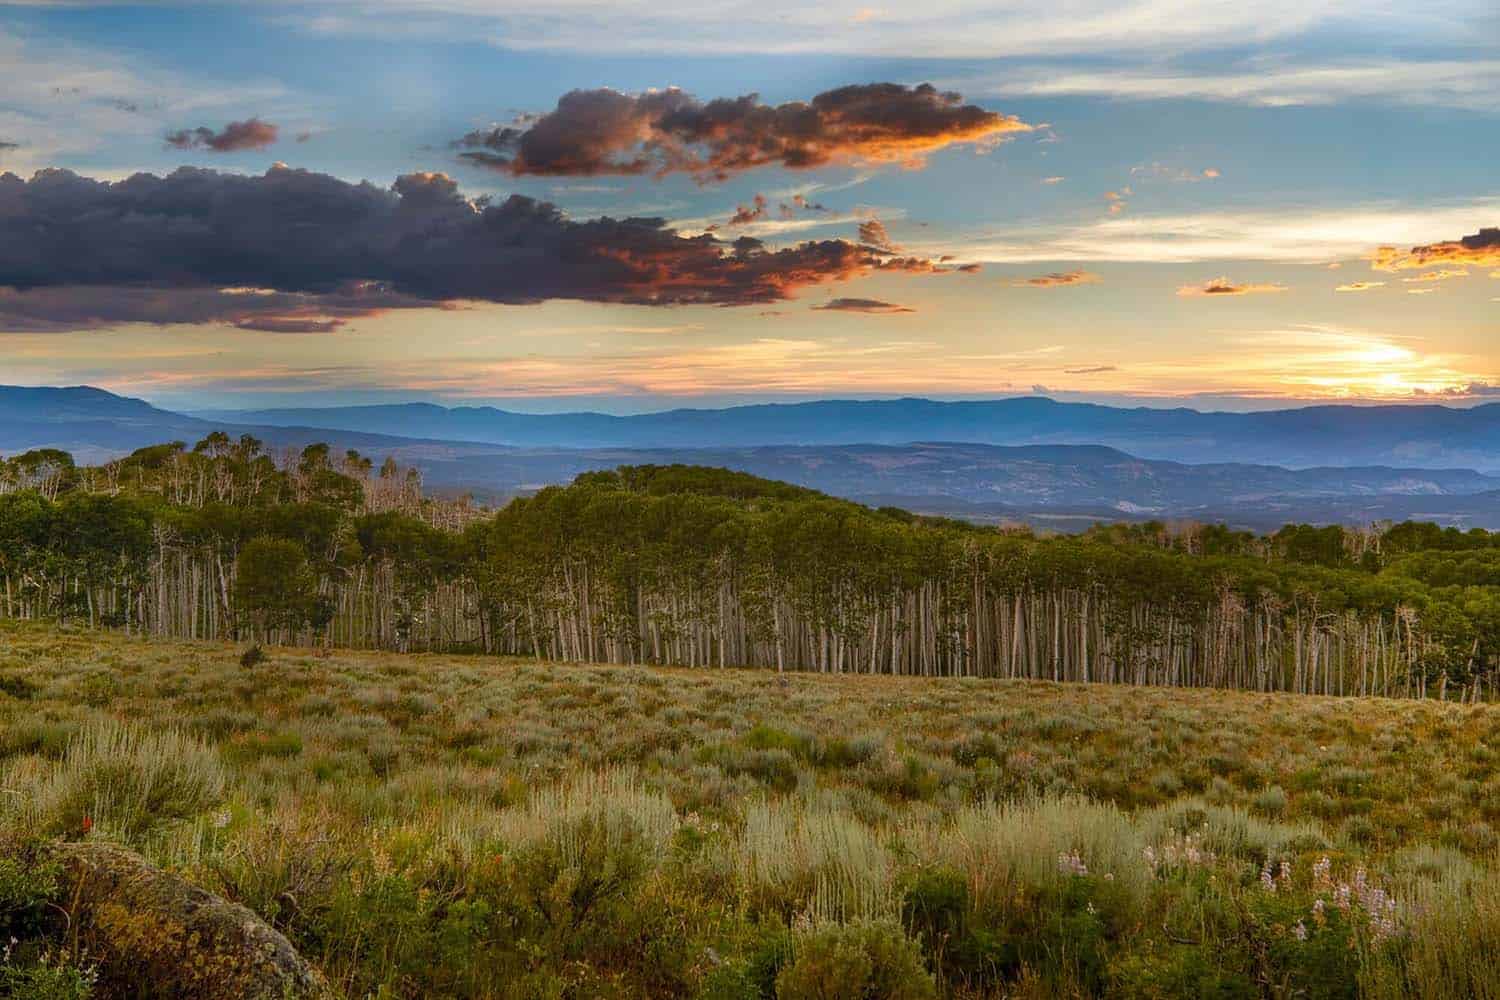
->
[0, 1, 1497, 413]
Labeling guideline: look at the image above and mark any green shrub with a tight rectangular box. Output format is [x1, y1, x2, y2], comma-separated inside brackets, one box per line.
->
[817, 734, 884, 769]
[743, 725, 814, 759]
[0, 850, 62, 940]
[698, 924, 793, 1000]
[222, 730, 303, 764]
[0, 673, 38, 701]
[718, 746, 802, 792]
[776, 921, 936, 1000]
[501, 812, 650, 957]
[900, 866, 1005, 989]
[1254, 785, 1288, 818]
[0, 953, 97, 1000]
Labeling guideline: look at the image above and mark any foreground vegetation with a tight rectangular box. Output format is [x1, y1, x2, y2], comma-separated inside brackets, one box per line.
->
[2, 622, 1497, 998]
[3, 439, 1500, 700]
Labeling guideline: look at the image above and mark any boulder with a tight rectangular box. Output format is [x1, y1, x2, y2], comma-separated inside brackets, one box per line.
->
[52, 840, 334, 999]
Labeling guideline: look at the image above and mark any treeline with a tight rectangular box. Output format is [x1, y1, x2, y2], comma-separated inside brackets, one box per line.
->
[3, 439, 1499, 700]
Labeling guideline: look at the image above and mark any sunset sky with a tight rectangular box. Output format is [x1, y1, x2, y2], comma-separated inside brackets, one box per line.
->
[1, 1, 1497, 412]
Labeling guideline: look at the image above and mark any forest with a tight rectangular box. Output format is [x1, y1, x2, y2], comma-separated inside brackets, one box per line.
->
[2, 435, 1498, 700]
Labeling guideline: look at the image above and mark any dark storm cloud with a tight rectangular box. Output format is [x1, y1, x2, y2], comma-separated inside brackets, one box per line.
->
[165, 118, 280, 152]
[456, 83, 1028, 182]
[0, 165, 966, 331]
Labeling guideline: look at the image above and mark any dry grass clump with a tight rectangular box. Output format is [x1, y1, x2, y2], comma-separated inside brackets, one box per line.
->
[3, 719, 225, 847]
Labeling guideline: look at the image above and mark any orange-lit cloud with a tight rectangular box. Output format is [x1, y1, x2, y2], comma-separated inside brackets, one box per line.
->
[857, 218, 900, 252]
[1176, 277, 1287, 297]
[61, 321, 1492, 406]
[1335, 281, 1384, 292]
[1132, 327, 1497, 399]
[165, 118, 279, 152]
[455, 83, 1028, 182]
[1400, 268, 1470, 283]
[1371, 227, 1500, 272]
[725, 194, 769, 227]
[1017, 269, 1100, 287]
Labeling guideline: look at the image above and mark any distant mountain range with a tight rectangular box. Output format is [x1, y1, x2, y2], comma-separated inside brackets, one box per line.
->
[5, 385, 1499, 530]
[191, 396, 1500, 472]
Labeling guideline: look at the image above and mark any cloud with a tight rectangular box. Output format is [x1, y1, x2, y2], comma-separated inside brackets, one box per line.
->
[0, 282, 433, 334]
[1371, 228, 1500, 272]
[1064, 365, 1117, 374]
[968, 57, 1500, 111]
[1130, 163, 1221, 183]
[812, 297, 913, 313]
[165, 117, 280, 152]
[857, 218, 900, 252]
[265, 2, 1485, 67]
[454, 82, 1027, 182]
[0, 164, 966, 331]
[1406, 287, 1438, 295]
[1041, 176, 1065, 185]
[1114, 324, 1499, 400]
[710, 192, 832, 230]
[1017, 269, 1099, 288]
[1176, 277, 1287, 297]
[1401, 268, 1470, 283]
[931, 199, 1500, 265]
[724, 194, 769, 228]
[1335, 281, 1384, 292]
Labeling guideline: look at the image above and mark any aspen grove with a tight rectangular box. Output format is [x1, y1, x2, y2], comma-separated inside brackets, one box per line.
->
[2, 438, 1497, 700]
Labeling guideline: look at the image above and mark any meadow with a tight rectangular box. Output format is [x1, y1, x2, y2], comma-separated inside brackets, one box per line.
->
[1, 619, 1497, 999]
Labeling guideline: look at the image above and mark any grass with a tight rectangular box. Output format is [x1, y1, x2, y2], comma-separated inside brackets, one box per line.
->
[0, 618, 1497, 998]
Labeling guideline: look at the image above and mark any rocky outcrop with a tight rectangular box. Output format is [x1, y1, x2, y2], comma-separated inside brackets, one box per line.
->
[52, 840, 334, 999]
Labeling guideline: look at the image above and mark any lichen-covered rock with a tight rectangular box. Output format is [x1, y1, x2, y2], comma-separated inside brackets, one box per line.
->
[51, 841, 335, 1000]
